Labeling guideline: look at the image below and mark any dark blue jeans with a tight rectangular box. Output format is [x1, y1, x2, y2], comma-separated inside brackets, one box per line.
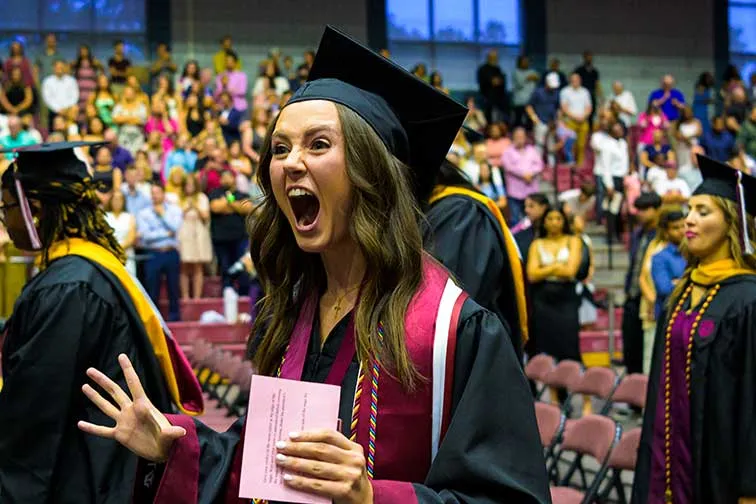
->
[145, 248, 181, 322]
[214, 239, 250, 296]
[509, 197, 525, 226]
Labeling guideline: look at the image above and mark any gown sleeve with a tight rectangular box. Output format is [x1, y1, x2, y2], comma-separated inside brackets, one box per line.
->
[734, 302, 756, 497]
[372, 301, 551, 504]
[149, 415, 245, 504]
[424, 196, 505, 311]
[0, 284, 113, 502]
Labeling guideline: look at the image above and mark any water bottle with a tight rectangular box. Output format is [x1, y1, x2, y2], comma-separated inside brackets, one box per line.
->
[223, 286, 239, 324]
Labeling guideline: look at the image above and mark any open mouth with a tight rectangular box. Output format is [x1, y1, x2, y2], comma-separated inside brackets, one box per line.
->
[288, 187, 320, 230]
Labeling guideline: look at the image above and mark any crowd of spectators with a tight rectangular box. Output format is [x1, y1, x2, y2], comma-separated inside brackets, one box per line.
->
[0, 33, 755, 331]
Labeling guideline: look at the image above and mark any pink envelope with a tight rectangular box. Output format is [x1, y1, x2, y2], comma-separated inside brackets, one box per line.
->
[239, 375, 341, 504]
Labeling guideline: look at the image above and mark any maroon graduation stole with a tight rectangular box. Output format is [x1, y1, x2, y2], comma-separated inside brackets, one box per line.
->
[278, 292, 357, 387]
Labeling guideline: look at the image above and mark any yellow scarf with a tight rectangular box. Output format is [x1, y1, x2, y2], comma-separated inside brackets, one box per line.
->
[429, 185, 529, 344]
[690, 258, 756, 286]
[41, 238, 203, 415]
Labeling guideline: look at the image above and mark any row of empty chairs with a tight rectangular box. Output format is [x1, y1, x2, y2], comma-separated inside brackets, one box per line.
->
[537, 403, 641, 504]
[526, 354, 648, 416]
[527, 354, 647, 503]
[191, 338, 254, 419]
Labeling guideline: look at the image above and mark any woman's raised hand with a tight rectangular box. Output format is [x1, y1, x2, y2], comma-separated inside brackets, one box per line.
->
[77, 353, 186, 463]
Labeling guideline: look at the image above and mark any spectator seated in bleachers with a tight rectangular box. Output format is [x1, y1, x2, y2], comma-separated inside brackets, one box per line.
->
[0, 116, 37, 157]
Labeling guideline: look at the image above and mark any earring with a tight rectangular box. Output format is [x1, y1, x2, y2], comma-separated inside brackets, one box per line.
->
[32, 216, 39, 226]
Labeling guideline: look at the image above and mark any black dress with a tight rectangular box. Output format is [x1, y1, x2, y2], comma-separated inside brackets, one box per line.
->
[529, 240, 581, 362]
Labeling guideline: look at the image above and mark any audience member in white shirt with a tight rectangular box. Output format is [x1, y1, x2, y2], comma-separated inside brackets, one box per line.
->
[597, 123, 630, 220]
[605, 81, 637, 126]
[560, 73, 592, 166]
[644, 153, 668, 190]
[653, 162, 691, 205]
[41, 60, 79, 127]
[589, 116, 613, 220]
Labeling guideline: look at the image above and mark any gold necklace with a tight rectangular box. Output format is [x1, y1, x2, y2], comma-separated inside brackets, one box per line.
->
[331, 285, 361, 315]
[662, 282, 720, 503]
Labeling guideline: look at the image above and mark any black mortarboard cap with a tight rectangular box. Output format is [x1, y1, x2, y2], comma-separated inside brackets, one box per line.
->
[462, 125, 485, 144]
[693, 154, 756, 216]
[634, 191, 662, 210]
[1, 141, 104, 186]
[286, 26, 468, 202]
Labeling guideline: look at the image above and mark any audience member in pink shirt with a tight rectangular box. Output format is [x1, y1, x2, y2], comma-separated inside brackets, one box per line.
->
[637, 102, 669, 146]
[623, 165, 642, 218]
[485, 123, 512, 167]
[144, 99, 178, 152]
[500, 127, 544, 223]
[214, 51, 248, 111]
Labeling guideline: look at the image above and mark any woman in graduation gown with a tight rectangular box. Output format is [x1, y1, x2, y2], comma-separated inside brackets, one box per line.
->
[0, 142, 202, 503]
[77, 27, 551, 504]
[632, 154, 756, 504]
[422, 158, 529, 359]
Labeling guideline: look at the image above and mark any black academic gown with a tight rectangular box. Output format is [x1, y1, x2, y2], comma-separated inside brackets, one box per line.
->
[180, 299, 550, 504]
[423, 194, 524, 358]
[0, 255, 173, 504]
[632, 275, 756, 504]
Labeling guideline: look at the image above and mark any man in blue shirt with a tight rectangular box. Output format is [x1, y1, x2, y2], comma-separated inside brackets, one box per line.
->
[647, 74, 685, 122]
[122, 165, 151, 215]
[103, 128, 134, 172]
[136, 183, 183, 321]
[526, 73, 561, 153]
[700, 116, 735, 162]
[650, 208, 687, 320]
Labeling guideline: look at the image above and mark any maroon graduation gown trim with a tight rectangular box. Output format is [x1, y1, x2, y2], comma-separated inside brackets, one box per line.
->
[153, 414, 200, 503]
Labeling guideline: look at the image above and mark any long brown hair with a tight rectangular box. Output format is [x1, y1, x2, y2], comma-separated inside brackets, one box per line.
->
[248, 103, 424, 389]
[669, 196, 756, 305]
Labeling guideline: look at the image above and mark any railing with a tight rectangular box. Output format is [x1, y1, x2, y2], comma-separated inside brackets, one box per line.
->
[606, 290, 621, 366]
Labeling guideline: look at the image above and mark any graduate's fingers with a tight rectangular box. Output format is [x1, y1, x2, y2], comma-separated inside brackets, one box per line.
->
[77, 420, 116, 440]
[281, 472, 353, 498]
[82, 383, 120, 419]
[275, 455, 346, 481]
[276, 441, 346, 464]
[288, 429, 354, 451]
[85, 367, 132, 408]
[118, 354, 147, 401]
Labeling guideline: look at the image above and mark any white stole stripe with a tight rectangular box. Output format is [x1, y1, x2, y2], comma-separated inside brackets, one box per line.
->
[431, 278, 463, 462]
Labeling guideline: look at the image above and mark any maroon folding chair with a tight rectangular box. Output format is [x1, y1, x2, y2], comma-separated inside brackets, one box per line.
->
[607, 373, 649, 411]
[569, 366, 618, 416]
[228, 361, 254, 416]
[535, 402, 566, 478]
[548, 414, 622, 504]
[213, 354, 243, 405]
[541, 360, 584, 414]
[597, 427, 642, 504]
[525, 354, 556, 399]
